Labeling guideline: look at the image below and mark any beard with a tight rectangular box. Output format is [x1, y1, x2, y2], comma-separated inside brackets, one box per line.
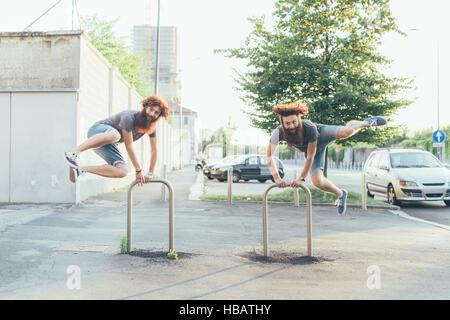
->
[135, 108, 157, 130]
[281, 123, 303, 148]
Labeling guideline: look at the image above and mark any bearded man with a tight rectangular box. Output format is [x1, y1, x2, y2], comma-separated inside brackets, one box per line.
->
[64, 95, 169, 186]
[267, 101, 387, 214]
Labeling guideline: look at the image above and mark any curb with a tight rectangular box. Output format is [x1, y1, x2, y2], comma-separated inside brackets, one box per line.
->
[198, 199, 399, 210]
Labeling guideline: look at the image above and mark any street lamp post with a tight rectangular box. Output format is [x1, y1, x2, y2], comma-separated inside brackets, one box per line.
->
[154, 0, 161, 95]
[180, 103, 183, 169]
[409, 28, 442, 160]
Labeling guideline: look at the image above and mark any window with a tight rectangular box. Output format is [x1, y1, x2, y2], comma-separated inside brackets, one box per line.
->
[390, 152, 442, 168]
[184, 116, 188, 125]
[259, 156, 267, 165]
[247, 157, 259, 165]
[370, 153, 381, 168]
[378, 153, 390, 168]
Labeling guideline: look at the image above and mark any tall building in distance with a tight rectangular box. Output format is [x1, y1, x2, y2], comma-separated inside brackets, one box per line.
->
[132, 21, 198, 165]
[132, 25, 180, 103]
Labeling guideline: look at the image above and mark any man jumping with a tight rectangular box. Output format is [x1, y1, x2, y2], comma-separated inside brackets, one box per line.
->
[64, 95, 169, 186]
[267, 101, 387, 214]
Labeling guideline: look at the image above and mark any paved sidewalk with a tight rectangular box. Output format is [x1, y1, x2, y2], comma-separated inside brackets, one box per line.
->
[0, 167, 449, 299]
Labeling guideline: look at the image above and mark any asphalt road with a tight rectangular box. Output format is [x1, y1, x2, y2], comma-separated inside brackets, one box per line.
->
[204, 166, 450, 226]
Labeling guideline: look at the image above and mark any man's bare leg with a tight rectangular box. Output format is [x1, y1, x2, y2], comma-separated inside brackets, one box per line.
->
[68, 130, 121, 154]
[337, 120, 369, 139]
[80, 163, 128, 178]
[311, 170, 343, 198]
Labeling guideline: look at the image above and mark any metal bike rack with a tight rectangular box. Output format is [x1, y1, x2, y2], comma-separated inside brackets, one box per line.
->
[227, 167, 233, 204]
[361, 173, 367, 210]
[263, 183, 312, 257]
[127, 179, 174, 253]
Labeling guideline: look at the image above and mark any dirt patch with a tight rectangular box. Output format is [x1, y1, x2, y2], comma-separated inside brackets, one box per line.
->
[241, 251, 334, 265]
[128, 250, 195, 262]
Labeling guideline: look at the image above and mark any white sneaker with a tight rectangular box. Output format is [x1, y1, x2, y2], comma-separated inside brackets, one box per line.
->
[64, 151, 79, 169]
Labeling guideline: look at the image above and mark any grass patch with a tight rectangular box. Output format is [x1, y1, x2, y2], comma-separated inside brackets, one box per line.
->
[199, 188, 388, 206]
[120, 236, 128, 254]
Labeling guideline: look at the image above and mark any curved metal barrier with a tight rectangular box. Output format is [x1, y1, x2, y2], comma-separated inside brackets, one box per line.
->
[263, 183, 312, 257]
[127, 179, 174, 253]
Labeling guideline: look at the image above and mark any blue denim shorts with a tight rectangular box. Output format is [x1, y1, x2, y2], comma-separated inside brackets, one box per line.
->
[87, 123, 126, 166]
[310, 125, 340, 175]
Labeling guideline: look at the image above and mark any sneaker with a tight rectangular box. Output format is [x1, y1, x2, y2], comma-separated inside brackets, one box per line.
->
[335, 189, 348, 215]
[69, 166, 85, 183]
[64, 151, 79, 169]
[364, 116, 387, 127]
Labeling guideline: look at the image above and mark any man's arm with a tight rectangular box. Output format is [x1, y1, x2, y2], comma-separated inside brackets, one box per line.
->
[291, 141, 317, 188]
[148, 136, 157, 176]
[266, 142, 288, 188]
[123, 129, 148, 185]
[123, 129, 141, 172]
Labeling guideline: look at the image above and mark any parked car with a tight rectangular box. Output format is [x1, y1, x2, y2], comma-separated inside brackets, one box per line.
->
[210, 154, 285, 183]
[202, 155, 240, 179]
[363, 149, 450, 206]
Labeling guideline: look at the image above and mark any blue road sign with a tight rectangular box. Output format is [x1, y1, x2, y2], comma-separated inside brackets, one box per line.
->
[432, 130, 446, 143]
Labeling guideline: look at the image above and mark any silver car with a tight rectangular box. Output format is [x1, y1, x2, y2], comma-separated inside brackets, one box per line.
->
[364, 149, 450, 206]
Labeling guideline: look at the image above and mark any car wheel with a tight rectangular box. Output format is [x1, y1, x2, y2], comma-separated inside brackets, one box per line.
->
[217, 178, 226, 182]
[444, 200, 450, 207]
[279, 171, 284, 179]
[258, 179, 267, 183]
[367, 185, 374, 198]
[243, 179, 249, 182]
[387, 184, 401, 206]
[232, 172, 240, 183]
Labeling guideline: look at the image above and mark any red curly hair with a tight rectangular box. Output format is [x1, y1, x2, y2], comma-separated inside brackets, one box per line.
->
[272, 100, 309, 148]
[141, 95, 170, 118]
[272, 100, 309, 117]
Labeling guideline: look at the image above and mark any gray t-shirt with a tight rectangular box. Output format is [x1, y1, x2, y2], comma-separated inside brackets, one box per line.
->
[270, 120, 321, 155]
[97, 110, 156, 143]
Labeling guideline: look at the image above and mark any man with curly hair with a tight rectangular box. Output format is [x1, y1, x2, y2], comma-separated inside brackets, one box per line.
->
[64, 95, 170, 186]
[267, 101, 386, 214]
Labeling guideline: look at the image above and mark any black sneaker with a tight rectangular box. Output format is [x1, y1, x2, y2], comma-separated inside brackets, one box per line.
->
[69, 166, 85, 183]
[364, 116, 387, 127]
[335, 189, 348, 215]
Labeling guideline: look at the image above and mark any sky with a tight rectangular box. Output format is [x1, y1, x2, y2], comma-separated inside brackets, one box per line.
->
[1, 0, 449, 145]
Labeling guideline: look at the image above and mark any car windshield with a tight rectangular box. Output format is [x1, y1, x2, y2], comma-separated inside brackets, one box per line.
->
[390, 152, 443, 168]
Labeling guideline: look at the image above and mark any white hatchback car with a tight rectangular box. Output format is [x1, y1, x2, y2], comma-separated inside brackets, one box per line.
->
[363, 149, 450, 206]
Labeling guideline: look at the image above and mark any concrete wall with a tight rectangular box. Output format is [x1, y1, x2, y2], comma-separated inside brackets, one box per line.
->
[0, 90, 78, 203]
[0, 93, 11, 202]
[0, 31, 82, 88]
[0, 31, 181, 203]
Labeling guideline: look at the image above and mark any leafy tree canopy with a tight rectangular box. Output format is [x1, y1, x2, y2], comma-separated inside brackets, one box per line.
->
[218, 0, 414, 146]
[81, 15, 151, 97]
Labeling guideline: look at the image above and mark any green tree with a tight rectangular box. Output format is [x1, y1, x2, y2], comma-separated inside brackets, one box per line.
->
[219, 0, 413, 146]
[81, 15, 151, 97]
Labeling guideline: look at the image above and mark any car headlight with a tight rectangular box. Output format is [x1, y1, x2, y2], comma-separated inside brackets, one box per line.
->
[399, 180, 418, 187]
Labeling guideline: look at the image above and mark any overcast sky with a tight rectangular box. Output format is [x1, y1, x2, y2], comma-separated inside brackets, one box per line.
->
[1, 0, 449, 145]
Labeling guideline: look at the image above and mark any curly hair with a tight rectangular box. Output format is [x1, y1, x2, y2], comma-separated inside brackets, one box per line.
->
[141, 95, 170, 119]
[272, 101, 309, 117]
[272, 101, 308, 149]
